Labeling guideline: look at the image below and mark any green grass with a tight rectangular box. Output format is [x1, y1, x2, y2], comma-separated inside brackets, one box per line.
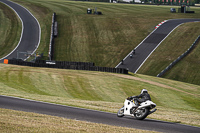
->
[0, 108, 155, 133]
[0, 2, 21, 59]
[9, 0, 200, 85]
[11, 0, 200, 66]
[138, 22, 200, 85]
[0, 64, 200, 127]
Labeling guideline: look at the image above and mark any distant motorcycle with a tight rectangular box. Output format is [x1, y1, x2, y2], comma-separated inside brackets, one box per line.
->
[117, 96, 157, 120]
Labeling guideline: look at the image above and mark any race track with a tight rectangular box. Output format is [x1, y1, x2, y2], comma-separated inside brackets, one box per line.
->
[0, 95, 200, 133]
[116, 19, 200, 73]
[0, 1, 200, 132]
[0, 0, 40, 63]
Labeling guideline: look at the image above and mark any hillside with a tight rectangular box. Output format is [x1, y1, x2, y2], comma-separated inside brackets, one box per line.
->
[138, 22, 200, 85]
[0, 64, 200, 126]
[10, 0, 200, 85]
[12, 0, 200, 66]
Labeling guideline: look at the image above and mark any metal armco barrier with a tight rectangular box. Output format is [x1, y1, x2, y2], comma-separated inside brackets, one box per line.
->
[5, 59, 128, 74]
[157, 35, 200, 77]
[48, 12, 56, 61]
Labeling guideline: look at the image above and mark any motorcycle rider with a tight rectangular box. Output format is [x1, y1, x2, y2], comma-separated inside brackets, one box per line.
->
[128, 89, 151, 107]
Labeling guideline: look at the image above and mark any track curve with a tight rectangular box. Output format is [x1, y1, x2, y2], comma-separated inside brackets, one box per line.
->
[116, 19, 200, 73]
[0, 0, 40, 62]
[0, 95, 200, 133]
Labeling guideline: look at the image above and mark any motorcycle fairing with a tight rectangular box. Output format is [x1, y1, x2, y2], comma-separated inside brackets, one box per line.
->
[138, 100, 156, 109]
[124, 99, 135, 115]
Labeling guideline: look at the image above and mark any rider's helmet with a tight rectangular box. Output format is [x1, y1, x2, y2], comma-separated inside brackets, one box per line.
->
[141, 89, 148, 94]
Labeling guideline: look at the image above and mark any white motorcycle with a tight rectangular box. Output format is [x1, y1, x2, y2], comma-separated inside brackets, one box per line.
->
[117, 97, 157, 120]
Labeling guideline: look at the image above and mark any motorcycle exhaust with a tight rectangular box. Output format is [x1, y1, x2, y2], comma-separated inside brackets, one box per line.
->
[149, 108, 157, 115]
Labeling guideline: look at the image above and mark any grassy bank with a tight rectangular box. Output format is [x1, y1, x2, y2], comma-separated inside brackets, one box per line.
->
[138, 22, 200, 85]
[11, 0, 200, 67]
[10, 0, 200, 85]
[0, 108, 155, 133]
[0, 2, 21, 59]
[0, 64, 199, 127]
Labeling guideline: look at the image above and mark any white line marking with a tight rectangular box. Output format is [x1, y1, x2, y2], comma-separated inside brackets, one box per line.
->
[134, 23, 184, 73]
[135, 20, 200, 73]
[0, 1, 24, 61]
[0, 0, 41, 61]
[115, 19, 200, 73]
[115, 20, 167, 68]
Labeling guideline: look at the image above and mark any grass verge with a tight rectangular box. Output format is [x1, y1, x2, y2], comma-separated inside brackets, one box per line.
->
[0, 108, 156, 133]
[0, 2, 21, 59]
[0, 64, 199, 127]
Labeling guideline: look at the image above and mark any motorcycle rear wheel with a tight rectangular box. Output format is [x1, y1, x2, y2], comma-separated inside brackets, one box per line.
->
[134, 108, 149, 120]
[117, 107, 124, 117]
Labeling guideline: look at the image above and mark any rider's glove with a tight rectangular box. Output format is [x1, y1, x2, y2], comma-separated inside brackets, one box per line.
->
[127, 96, 132, 100]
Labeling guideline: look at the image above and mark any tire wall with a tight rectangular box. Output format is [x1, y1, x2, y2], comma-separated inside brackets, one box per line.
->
[6, 59, 128, 74]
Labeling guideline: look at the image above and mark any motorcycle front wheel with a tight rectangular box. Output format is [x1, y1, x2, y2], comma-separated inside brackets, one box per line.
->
[117, 107, 124, 117]
[134, 108, 149, 120]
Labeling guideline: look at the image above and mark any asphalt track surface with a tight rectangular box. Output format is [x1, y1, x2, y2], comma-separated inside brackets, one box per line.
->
[0, 0, 40, 63]
[116, 18, 200, 73]
[1, 95, 200, 133]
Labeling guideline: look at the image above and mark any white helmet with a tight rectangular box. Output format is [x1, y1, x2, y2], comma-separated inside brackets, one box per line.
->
[141, 89, 148, 94]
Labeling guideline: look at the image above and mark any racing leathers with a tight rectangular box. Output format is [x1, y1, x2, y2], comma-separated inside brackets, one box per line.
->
[130, 92, 151, 106]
